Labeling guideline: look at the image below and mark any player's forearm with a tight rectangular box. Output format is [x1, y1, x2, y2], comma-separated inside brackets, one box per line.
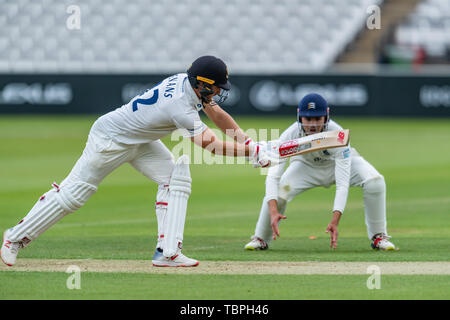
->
[265, 177, 280, 202]
[333, 158, 350, 213]
[333, 186, 349, 214]
[205, 104, 248, 142]
[330, 210, 342, 225]
[192, 128, 251, 157]
[268, 199, 279, 215]
[206, 139, 251, 157]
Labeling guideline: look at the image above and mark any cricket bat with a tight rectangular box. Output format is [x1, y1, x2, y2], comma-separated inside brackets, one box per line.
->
[273, 129, 350, 159]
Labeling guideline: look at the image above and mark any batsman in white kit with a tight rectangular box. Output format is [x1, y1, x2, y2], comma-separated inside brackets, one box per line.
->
[245, 93, 397, 251]
[1, 56, 273, 267]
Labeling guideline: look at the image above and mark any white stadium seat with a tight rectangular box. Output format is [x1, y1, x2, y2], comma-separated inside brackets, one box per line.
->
[395, 0, 450, 59]
[0, 0, 384, 73]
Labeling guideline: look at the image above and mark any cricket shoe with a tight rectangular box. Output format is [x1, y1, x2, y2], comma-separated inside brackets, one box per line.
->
[1, 229, 27, 266]
[371, 233, 396, 251]
[244, 237, 269, 251]
[152, 248, 199, 267]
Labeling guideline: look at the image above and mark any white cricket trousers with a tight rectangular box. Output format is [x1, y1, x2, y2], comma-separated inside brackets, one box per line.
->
[7, 121, 174, 244]
[63, 123, 175, 187]
[254, 155, 388, 243]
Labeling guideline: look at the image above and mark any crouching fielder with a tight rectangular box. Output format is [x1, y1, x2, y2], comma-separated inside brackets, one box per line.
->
[245, 93, 396, 251]
[1, 56, 273, 268]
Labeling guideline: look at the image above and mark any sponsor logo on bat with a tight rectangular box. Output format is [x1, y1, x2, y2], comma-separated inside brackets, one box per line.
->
[310, 136, 325, 142]
[279, 142, 312, 156]
[337, 131, 345, 143]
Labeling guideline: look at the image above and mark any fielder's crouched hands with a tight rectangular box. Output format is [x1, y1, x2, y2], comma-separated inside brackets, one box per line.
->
[325, 223, 339, 249]
[325, 211, 342, 249]
[270, 210, 287, 240]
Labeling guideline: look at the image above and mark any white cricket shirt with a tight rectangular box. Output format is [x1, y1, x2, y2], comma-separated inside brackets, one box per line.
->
[93, 73, 207, 144]
[266, 120, 352, 213]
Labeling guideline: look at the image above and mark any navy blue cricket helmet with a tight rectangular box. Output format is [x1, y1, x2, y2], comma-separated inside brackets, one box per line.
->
[297, 93, 330, 133]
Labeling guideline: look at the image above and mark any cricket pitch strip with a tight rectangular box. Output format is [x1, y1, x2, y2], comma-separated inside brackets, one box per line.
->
[1, 259, 449, 275]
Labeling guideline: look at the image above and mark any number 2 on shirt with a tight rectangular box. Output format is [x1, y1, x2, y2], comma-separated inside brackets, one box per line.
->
[132, 87, 159, 112]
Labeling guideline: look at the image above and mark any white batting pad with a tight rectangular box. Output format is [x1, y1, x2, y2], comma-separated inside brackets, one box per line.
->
[155, 184, 169, 249]
[8, 181, 97, 243]
[163, 155, 192, 258]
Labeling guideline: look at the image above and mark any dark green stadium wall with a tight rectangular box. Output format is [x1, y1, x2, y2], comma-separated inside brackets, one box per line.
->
[0, 73, 449, 116]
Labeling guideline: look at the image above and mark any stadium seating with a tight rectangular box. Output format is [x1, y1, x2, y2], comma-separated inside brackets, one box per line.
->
[0, 0, 383, 73]
[395, 0, 450, 61]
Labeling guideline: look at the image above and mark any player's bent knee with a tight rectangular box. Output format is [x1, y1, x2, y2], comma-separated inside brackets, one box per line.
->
[148, 161, 175, 186]
[363, 176, 385, 194]
[278, 182, 292, 200]
[55, 181, 98, 213]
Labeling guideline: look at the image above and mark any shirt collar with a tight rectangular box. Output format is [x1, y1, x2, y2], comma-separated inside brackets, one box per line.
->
[183, 74, 203, 111]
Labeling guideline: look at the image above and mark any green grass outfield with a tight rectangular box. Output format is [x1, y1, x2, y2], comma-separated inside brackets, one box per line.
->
[2, 272, 449, 300]
[0, 115, 449, 300]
